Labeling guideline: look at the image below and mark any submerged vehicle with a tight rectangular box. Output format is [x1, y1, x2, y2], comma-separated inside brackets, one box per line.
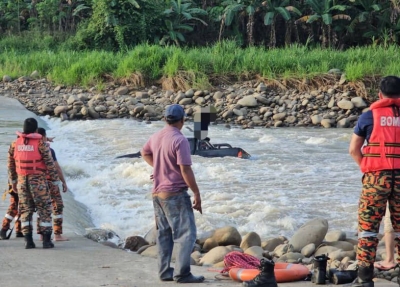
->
[115, 138, 250, 159]
[187, 138, 250, 159]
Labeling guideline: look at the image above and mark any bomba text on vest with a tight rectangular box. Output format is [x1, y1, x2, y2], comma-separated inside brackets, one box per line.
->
[380, 117, 400, 127]
[17, 145, 34, 152]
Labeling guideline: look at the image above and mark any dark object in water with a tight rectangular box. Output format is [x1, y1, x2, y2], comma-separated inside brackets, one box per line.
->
[115, 138, 250, 159]
[187, 138, 250, 159]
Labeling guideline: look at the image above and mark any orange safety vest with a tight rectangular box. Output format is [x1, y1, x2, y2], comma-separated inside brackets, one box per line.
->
[360, 98, 400, 173]
[14, 132, 47, 175]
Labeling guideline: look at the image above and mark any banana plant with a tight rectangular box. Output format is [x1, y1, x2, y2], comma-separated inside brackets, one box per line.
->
[160, 0, 208, 46]
[221, 0, 265, 46]
[263, 0, 302, 47]
[297, 0, 350, 47]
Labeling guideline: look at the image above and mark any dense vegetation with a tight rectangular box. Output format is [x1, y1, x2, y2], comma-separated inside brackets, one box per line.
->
[1, 1, 399, 89]
[1, 0, 400, 51]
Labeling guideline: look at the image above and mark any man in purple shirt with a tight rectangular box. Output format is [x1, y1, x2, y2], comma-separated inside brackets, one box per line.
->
[141, 104, 204, 283]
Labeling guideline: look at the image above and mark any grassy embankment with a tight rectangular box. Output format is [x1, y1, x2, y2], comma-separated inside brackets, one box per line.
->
[1, 35, 400, 91]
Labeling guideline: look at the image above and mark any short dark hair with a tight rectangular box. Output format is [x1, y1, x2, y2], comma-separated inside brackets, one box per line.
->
[23, 118, 38, 134]
[379, 76, 400, 98]
[37, 127, 46, 137]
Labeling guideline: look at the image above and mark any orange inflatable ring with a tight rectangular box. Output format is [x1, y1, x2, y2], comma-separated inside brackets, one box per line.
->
[229, 263, 310, 283]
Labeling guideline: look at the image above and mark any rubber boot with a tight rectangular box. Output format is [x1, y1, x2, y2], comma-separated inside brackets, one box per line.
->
[0, 229, 8, 240]
[329, 269, 357, 285]
[42, 233, 54, 249]
[24, 233, 36, 249]
[311, 254, 329, 284]
[242, 258, 278, 287]
[350, 265, 374, 287]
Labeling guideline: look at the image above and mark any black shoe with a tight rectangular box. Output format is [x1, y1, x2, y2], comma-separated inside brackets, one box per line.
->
[160, 278, 173, 282]
[0, 229, 8, 240]
[24, 233, 36, 249]
[176, 274, 205, 283]
[15, 232, 24, 238]
[43, 233, 54, 249]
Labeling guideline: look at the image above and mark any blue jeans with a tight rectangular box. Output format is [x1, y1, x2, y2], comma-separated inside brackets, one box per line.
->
[153, 191, 197, 281]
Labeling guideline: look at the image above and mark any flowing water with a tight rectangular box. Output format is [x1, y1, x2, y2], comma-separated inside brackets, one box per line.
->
[0, 96, 362, 240]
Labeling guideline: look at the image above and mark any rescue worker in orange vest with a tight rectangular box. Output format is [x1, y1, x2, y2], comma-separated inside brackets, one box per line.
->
[0, 182, 22, 239]
[7, 118, 61, 249]
[36, 127, 69, 241]
[349, 76, 400, 287]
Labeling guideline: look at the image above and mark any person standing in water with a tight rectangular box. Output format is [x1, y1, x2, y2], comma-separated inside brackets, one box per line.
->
[349, 76, 400, 286]
[141, 104, 204, 283]
[37, 127, 69, 241]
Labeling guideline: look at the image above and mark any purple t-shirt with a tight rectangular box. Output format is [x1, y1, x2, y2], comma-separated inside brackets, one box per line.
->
[142, 125, 192, 193]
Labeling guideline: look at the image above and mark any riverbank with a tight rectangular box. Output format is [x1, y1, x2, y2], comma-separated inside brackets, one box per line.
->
[0, 74, 375, 128]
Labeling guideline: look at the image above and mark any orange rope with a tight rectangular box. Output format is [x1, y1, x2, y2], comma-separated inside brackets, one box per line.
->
[220, 251, 261, 274]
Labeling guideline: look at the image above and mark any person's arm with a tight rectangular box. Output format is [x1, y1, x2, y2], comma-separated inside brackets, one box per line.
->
[54, 161, 67, 192]
[141, 151, 153, 167]
[349, 133, 365, 167]
[180, 165, 202, 214]
[7, 142, 17, 192]
[141, 138, 153, 167]
[39, 141, 60, 182]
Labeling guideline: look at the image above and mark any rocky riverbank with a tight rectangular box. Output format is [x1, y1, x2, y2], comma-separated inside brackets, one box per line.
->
[86, 218, 397, 284]
[1, 72, 376, 128]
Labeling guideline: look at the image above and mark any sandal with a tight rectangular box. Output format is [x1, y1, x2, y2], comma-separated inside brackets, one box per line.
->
[374, 261, 397, 270]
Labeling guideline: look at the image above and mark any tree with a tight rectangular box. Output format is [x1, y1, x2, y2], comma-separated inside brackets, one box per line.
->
[221, 0, 265, 46]
[263, 0, 302, 47]
[297, 0, 351, 47]
[160, 0, 208, 46]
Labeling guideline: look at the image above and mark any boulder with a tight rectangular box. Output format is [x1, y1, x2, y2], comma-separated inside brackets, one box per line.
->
[288, 218, 329, 252]
[124, 236, 148, 252]
[240, 232, 261, 250]
[211, 226, 241, 246]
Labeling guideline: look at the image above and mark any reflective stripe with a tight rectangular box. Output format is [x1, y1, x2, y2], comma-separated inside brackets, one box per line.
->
[39, 222, 53, 227]
[53, 215, 63, 219]
[5, 214, 13, 220]
[358, 231, 378, 238]
[21, 221, 32, 227]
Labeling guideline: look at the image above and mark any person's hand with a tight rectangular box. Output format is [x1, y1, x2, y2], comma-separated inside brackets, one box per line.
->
[53, 181, 63, 192]
[62, 182, 68, 193]
[12, 182, 17, 193]
[192, 193, 202, 214]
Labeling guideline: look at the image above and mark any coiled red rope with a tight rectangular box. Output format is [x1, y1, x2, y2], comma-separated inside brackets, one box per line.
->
[220, 251, 261, 274]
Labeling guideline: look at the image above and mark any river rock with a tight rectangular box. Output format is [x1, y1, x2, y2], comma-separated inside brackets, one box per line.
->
[202, 238, 218, 252]
[240, 232, 261, 250]
[237, 95, 257, 107]
[124, 236, 148, 252]
[288, 218, 329, 252]
[351, 97, 367, 108]
[337, 100, 354, 110]
[3, 75, 12, 82]
[200, 246, 230, 265]
[301, 243, 316, 257]
[262, 237, 286, 251]
[211, 226, 242, 246]
[84, 228, 121, 243]
[244, 246, 264, 259]
[144, 226, 157, 245]
[325, 230, 346, 242]
[276, 252, 304, 263]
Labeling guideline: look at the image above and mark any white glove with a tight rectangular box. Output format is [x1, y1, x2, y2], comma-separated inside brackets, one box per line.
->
[53, 181, 63, 192]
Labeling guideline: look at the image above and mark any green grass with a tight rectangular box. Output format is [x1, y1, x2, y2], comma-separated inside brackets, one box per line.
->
[1, 39, 400, 88]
